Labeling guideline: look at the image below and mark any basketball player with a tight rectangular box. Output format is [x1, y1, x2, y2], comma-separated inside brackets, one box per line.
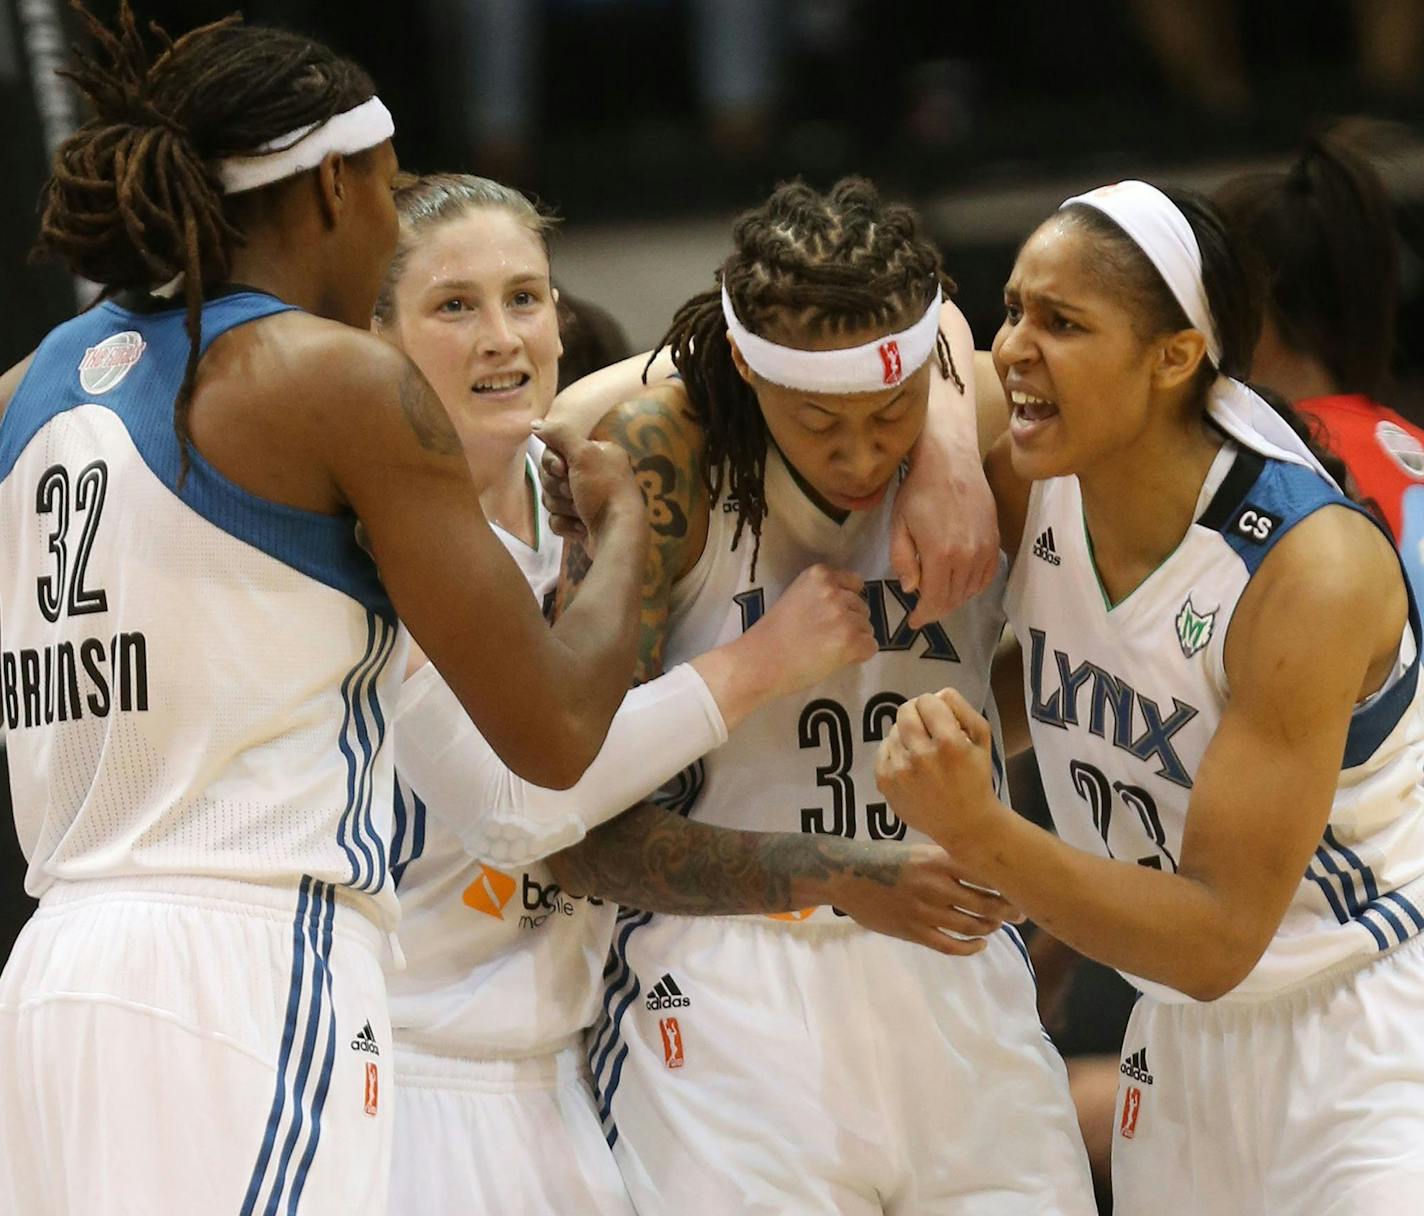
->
[1216, 128, 1424, 605]
[372, 173, 948, 1214]
[546, 178, 1095, 1214]
[0, 10, 648, 1215]
[877, 181, 1424, 1213]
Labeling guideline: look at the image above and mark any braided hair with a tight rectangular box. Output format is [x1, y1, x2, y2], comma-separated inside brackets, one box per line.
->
[36, 2, 376, 479]
[654, 177, 960, 564]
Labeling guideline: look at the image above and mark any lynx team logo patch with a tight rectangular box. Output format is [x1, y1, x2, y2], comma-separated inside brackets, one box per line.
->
[79, 331, 146, 395]
[1175, 595, 1216, 659]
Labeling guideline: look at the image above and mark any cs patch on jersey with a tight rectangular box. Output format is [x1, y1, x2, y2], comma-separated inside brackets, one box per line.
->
[1229, 502, 1281, 545]
[1175, 595, 1216, 658]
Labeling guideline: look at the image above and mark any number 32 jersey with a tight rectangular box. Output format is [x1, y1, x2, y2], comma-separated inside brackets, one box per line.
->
[1005, 442, 1424, 1003]
[663, 447, 1007, 925]
[0, 292, 406, 925]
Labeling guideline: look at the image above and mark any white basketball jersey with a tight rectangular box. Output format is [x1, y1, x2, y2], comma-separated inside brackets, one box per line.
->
[1005, 442, 1424, 1003]
[388, 441, 617, 1058]
[0, 292, 407, 927]
[662, 447, 1007, 925]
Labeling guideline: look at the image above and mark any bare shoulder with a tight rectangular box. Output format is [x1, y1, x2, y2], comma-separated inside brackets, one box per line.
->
[1227, 503, 1406, 700]
[592, 379, 704, 461]
[0, 353, 37, 425]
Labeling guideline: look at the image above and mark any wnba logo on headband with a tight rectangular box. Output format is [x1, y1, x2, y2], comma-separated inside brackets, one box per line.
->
[878, 341, 903, 386]
[722, 284, 941, 395]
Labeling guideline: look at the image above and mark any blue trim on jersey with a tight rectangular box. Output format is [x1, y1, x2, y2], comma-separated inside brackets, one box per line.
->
[243, 877, 312, 1216]
[1305, 851, 1352, 927]
[1342, 591, 1421, 770]
[589, 909, 652, 1076]
[390, 776, 428, 889]
[336, 614, 397, 893]
[0, 293, 395, 622]
[1214, 455, 1422, 772]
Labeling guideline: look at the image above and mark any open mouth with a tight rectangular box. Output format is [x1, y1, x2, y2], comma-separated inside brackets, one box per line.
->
[472, 372, 531, 395]
[1009, 389, 1059, 424]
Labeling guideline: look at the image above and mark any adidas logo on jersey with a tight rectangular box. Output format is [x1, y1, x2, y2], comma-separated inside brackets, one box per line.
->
[1033, 528, 1061, 566]
[350, 1020, 380, 1056]
[1119, 1047, 1153, 1085]
[645, 974, 690, 1011]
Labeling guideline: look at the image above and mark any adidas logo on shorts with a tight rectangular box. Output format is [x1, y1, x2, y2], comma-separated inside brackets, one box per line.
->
[645, 973, 690, 1011]
[1119, 1047, 1153, 1085]
[350, 1020, 381, 1056]
[1033, 527, 1061, 566]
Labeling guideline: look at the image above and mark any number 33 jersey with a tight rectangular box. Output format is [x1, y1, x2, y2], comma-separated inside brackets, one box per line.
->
[0, 292, 406, 926]
[662, 447, 1007, 925]
[1005, 442, 1424, 1003]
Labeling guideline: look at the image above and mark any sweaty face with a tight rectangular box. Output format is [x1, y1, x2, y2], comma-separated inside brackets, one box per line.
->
[742, 322, 931, 514]
[380, 208, 561, 453]
[991, 218, 1164, 481]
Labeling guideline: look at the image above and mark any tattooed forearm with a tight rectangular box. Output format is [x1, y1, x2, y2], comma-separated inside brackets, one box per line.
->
[547, 802, 903, 915]
[397, 364, 463, 456]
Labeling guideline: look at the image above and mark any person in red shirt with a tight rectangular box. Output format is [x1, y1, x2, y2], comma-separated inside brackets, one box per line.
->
[1216, 129, 1424, 600]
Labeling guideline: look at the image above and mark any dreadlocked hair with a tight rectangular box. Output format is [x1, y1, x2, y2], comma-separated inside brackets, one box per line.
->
[36, 1, 376, 481]
[652, 176, 959, 571]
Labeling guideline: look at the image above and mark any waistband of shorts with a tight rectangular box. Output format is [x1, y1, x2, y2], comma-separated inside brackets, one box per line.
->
[1148, 929, 1424, 1019]
[34, 873, 388, 954]
[393, 1040, 589, 1093]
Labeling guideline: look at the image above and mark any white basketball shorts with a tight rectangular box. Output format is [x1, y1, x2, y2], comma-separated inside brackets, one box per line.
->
[1112, 933, 1424, 1215]
[388, 1043, 634, 1215]
[0, 875, 392, 1216]
[589, 912, 1096, 1215]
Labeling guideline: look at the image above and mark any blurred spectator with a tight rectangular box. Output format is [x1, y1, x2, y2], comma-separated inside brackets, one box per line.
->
[1216, 124, 1424, 603]
[429, 0, 786, 186]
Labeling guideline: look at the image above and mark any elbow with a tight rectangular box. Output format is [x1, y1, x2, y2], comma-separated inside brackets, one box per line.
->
[1175, 930, 1268, 1003]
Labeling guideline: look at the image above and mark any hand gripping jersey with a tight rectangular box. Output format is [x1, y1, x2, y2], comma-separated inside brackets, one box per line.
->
[661, 447, 1007, 922]
[1005, 441, 1424, 1003]
[0, 291, 406, 926]
[388, 442, 615, 1058]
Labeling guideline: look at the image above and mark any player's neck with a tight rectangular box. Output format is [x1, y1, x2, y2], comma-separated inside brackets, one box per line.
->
[477, 450, 537, 547]
[1077, 415, 1223, 606]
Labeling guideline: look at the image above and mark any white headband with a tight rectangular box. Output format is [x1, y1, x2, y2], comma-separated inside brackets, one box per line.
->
[218, 96, 394, 196]
[1060, 180, 1335, 486]
[722, 284, 941, 394]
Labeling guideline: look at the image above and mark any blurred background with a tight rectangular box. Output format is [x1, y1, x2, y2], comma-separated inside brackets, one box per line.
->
[2, 4, 1423, 1207]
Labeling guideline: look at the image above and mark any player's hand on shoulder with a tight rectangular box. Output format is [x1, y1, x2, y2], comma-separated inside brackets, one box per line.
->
[533, 415, 643, 556]
[874, 688, 1002, 850]
[747, 565, 877, 697]
[833, 840, 1023, 957]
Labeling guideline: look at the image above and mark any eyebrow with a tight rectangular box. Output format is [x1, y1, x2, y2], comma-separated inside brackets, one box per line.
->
[799, 387, 908, 414]
[1005, 286, 1088, 316]
[426, 273, 545, 293]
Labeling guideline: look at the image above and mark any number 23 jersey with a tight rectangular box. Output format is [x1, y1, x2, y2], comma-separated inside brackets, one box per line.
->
[662, 447, 1007, 925]
[1005, 442, 1424, 1003]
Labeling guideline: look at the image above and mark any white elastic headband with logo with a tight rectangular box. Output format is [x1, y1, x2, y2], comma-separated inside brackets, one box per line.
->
[218, 96, 394, 196]
[721, 284, 941, 394]
[1061, 180, 1335, 485]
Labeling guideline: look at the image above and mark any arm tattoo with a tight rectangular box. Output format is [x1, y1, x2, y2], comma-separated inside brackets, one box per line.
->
[553, 389, 706, 681]
[397, 364, 462, 456]
[549, 802, 903, 915]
